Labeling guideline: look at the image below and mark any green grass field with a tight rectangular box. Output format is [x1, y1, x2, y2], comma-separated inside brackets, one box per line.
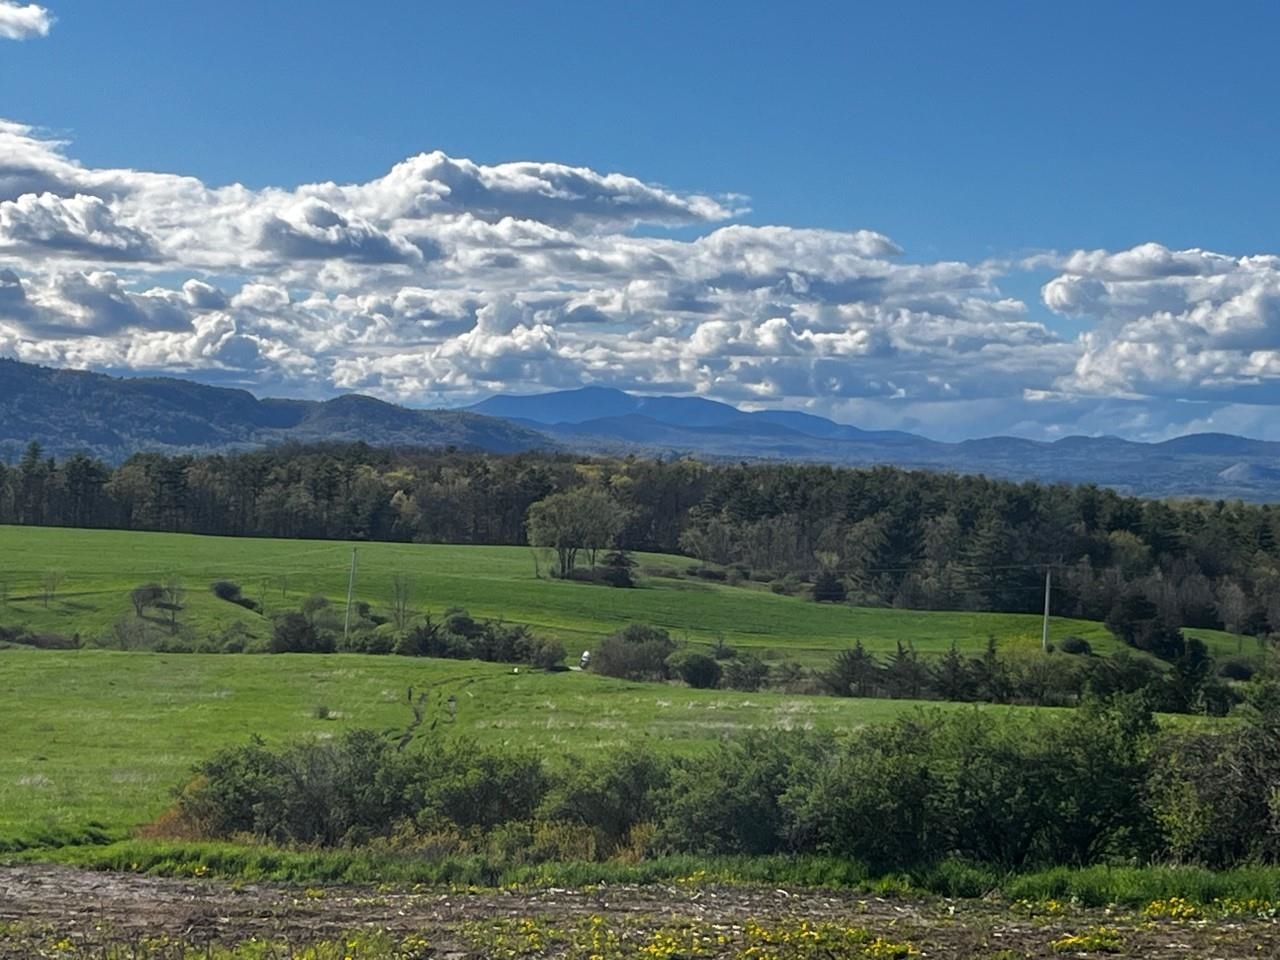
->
[0, 649, 1038, 845]
[0, 525, 1249, 663]
[0, 524, 1247, 852]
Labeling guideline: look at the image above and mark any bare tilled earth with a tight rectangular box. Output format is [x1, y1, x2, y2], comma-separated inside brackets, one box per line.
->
[0, 864, 1277, 958]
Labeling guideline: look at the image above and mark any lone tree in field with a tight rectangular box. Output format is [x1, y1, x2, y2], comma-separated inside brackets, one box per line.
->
[131, 582, 166, 617]
[526, 487, 627, 579]
[154, 578, 186, 632]
[41, 569, 65, 608]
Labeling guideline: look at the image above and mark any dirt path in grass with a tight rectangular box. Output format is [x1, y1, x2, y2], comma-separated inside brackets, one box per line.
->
[0, 863, 1276, 958]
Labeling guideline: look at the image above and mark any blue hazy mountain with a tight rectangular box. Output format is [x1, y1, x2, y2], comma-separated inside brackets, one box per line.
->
[5, 360, 1280, 500]
[470, 386, 919, 440]
[0, 358, 550, 462]
[470, 386, 1280, 500]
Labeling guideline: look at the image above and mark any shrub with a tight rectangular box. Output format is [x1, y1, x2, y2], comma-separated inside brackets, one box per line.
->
[417, 741, 550, 831]
[180, 732, 547, 846]
[590, 623, 677, 681]
[781, 698, 1157, 870]
[436, 606, 477, 639]
[270, 611, 334, 653]
[1147, 708, 1280, 866]
[178, 729, 420, 845]
[721, 653, 769, 692]
[388, 608, 544, 665]
[527, 636, 567, 670]
[1058, 635, 1093, 656]
[344, 626, 397, 655]
[1218, 658, 1256, 682]
[24, 632, 79, 650]
[600, 550, 637, 588]
[540, 747, 670, 851]
[210, 580, 260, 612]
[667, 650, 722, 689]
[170, 697, 1280, 871]
[660, 732, 828, 855]
[774, 660, 807, 687]
[300, 594, 332, 618]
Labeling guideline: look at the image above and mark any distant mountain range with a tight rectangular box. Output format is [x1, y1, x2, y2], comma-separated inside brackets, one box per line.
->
[469, 386, 1280, 501]
[0, 359, 547, 462]
[4, 358, 1280, 501]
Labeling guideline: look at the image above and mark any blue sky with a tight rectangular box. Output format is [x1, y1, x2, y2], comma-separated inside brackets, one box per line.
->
[2, 1, 1280, 440]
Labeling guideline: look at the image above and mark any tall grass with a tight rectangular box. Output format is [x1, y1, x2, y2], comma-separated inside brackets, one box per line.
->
[37, 841, 1280, 907]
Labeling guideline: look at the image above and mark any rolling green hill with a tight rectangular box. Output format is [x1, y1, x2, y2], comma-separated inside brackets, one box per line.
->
[0, 523, 1246, 849]
[0, 525, 1247, 662]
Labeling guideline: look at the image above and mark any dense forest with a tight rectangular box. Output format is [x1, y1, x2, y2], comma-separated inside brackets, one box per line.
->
[3, 440, 1280, 640]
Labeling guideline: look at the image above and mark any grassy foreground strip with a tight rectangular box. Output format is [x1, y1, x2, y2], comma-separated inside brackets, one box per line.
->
[29, 839, 1280, 908]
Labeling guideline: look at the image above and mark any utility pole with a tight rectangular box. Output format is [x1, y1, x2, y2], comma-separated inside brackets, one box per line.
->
[1041, 565, 1052, 652]
[343, 547, 358, 644]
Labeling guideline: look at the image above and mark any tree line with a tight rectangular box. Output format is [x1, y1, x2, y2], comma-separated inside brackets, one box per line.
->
[4, 440, 1280, 640]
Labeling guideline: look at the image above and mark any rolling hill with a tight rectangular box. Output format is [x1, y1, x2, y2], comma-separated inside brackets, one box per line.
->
[0, 359, 550, 462]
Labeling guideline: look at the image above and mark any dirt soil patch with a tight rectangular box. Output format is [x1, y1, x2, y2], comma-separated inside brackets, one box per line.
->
[1, 864, 1276, 958]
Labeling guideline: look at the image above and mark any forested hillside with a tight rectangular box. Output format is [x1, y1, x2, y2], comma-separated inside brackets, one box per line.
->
[2, 441, 1278, 641]
[0, 359, 549, 460]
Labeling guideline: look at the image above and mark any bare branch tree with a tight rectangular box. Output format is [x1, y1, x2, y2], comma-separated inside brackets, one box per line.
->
[156, 576, 185, 632]
[390, 572, 413, 631]
[131, 582, 165, 617]
[41, 569, 65, 608]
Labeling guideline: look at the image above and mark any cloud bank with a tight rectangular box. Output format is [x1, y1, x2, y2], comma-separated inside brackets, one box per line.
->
[1, 119, 1278, 441]
[0, 2, 51, 40]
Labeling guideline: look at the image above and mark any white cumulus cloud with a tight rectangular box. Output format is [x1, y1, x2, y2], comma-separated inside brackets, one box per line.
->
[1045, 243, 1280, 405]
[6, 122, 1280, 439]
[0, 2, 50, 40]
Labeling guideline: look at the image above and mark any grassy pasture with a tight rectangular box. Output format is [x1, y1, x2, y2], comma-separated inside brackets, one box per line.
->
[0, 525, 1248, 662]
[0, 524, 1246, 850]
[0, 649, 1039, 845]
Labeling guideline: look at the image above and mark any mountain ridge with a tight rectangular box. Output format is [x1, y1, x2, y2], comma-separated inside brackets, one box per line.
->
[0, 358, 551, 462]
[469, 385, 1280, 500]
[4, 359, 1280, 500]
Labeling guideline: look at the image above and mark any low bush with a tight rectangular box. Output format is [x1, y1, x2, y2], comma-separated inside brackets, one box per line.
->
[1058, 635, 1093, 655]
[210, 580, 260, 613]
[1219, 657, 1256, 681]
[393, 608, 564, 669]
[590, 623, 676, 681]
[173, 695, 1201, 876]
[270, 611, 334, 653]
[540, 747, 670, 852]
[721, 653, 769, 691]
[666, 650, 722, 689]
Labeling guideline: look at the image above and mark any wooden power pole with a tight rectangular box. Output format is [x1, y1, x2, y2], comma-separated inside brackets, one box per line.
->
[343, 547, 358, 644]
[1041, 566, 1052, 652]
